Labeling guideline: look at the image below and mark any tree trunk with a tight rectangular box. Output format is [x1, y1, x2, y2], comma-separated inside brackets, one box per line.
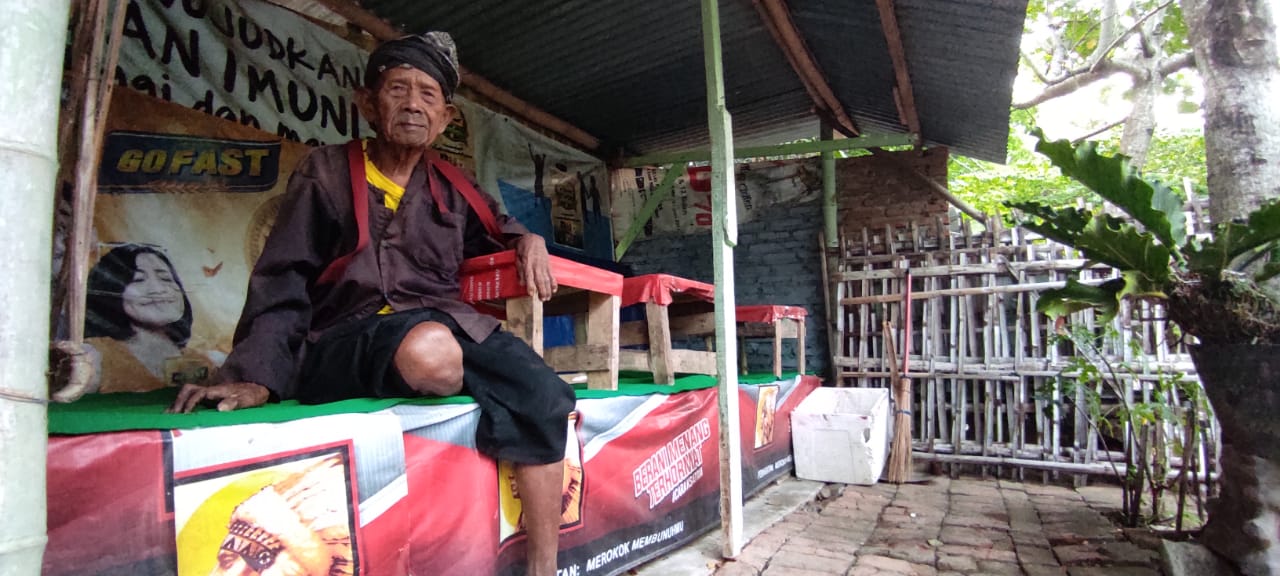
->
[1180, 0, 1280, 225]
[1179, 3, 1280, 573]
[1189, 344, 1280, 576]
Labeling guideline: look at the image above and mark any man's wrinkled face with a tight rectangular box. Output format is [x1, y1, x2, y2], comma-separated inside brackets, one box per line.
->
[359, 66, 455, 149]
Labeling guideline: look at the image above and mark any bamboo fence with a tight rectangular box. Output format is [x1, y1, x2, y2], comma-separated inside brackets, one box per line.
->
[826, 207, 1219, 487]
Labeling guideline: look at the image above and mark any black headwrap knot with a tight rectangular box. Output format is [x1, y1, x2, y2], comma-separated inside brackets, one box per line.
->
[364, 31, 460, 102]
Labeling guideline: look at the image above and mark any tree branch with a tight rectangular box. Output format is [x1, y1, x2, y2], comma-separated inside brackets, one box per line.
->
[1159, 51, 1196, 76]
[1072, 118, 1127, 143]
[1022, 49, 1053, 84]
[1013, 62, 1126, 109]
[1089, 0, 1175, 72]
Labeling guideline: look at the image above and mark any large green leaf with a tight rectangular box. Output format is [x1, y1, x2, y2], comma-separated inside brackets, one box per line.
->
[1007, 202, 1091, 246]
[1037, 277, 1127, 321]
[1011, 203, 1172, 286]
[1073, 215, 1172, 286]
[1185, 201, 1280, 275]
[1033, 129, 1187, 250]
[1247, 243, 1280, 283]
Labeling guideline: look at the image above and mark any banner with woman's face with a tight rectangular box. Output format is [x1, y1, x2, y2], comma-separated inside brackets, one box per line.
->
[87, 89, 312, 392]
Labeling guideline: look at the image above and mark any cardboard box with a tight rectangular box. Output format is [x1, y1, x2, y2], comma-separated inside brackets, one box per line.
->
[791, 387, 889, 485]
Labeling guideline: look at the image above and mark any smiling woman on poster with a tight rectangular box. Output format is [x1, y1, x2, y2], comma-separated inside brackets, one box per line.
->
[84, 243, 221, 393]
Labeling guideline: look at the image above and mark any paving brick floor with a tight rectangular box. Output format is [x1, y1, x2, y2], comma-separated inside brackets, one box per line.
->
[712, 476, 1163, 576]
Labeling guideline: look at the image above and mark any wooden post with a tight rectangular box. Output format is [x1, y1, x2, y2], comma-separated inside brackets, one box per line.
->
[701, 0, 743, 558]
[506, 297, 544, 355]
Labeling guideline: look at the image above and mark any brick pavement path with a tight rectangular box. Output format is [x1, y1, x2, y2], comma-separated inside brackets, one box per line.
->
[714, 476, 1163, 576]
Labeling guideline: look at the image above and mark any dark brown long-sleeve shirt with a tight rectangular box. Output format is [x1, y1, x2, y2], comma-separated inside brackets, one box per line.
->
[219, 144, 528, 400]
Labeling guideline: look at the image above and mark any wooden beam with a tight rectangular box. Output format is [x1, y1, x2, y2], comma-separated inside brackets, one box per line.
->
[622, 133, 914, 168]
[873, 0, 922, 139]
[908, 167, 987, 223]
[614, 165, 681, 260]
[752, 0, 860, 137]
[302, 0, 601, 152]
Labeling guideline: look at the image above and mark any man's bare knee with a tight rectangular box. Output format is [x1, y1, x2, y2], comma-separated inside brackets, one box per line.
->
[395, 321, 463, 396]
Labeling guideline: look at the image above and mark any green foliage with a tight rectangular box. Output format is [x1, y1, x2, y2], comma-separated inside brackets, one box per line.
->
[1032, 129, 1187, 248]
[1039, 324, 1206, 528]
[1010, 132, 1280, 325]
[1184, 201, 1280, 278]
[949, 114, 1206, 220]
[1036, 277, 1126, 320]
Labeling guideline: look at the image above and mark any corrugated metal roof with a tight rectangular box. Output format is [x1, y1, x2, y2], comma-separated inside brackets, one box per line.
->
[358, 0, 1025, 162]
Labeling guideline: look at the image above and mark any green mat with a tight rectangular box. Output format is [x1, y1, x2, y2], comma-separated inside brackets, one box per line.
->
[48, 372, 799, 435]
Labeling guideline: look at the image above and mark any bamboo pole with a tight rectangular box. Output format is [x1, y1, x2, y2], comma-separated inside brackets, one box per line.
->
[0, 0, 74, 570]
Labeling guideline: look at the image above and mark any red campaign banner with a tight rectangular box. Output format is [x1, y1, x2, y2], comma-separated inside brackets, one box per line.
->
[738, 376, 820, 499]
[45, 419, 412, 576]
[542, 388, 722, 576]
[46, 431, 174, 575]
[44, 382, 810, 576]
[402, 435, 502, 575]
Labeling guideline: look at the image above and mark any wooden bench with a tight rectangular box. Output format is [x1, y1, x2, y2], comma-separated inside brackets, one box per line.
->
[619, 274, 719, 384]
[735, 305, 807, 379]
[460, 251, 622, 390]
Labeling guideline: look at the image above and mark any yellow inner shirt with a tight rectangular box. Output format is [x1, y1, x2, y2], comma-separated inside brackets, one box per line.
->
[366, 142, 404, 315]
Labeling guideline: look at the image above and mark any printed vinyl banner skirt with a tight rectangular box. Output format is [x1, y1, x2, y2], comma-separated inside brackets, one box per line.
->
[44, 376, 818, 576]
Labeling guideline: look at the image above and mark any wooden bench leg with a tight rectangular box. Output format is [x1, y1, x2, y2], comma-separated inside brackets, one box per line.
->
[797, 317, 806, 376]
[585, 293, 619, 390]
[773, 319, 783, 379]
[506, 296, 544, 356]
[645, 302, 674, 385]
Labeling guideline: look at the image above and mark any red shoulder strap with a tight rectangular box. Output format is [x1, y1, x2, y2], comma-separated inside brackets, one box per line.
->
[316, 140, 370, 284]
[428, 153, 504, 240]
[317, 143, 503, 285]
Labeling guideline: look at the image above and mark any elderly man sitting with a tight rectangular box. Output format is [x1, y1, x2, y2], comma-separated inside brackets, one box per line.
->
[169, 32, 574, 575]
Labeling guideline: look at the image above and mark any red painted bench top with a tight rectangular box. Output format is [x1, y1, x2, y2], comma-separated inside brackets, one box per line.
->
[459, 250, 623, 303]
[620, 274, 806, 323]
[736, 305, 807, 323]
[620, 274, 716, 307]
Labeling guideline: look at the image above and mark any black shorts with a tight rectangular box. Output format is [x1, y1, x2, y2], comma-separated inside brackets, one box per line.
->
[299, 308, 576, 465]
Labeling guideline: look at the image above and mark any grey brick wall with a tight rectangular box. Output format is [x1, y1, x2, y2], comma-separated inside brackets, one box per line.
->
[620, 197, 830, 378]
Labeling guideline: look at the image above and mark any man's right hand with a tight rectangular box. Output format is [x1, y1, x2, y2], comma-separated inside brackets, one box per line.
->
[168, 382, 270, 414]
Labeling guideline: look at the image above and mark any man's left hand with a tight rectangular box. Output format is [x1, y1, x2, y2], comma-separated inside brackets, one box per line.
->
[512, 234, 557, 301]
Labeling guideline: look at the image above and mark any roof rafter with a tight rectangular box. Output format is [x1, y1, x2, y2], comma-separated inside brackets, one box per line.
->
[301, 0, 602, 152]
[873, 0, 922, 141]
[751, 0, 860, 137]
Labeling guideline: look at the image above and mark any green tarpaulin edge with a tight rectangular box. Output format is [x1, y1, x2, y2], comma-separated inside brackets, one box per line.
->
[49, 372, 801, 435]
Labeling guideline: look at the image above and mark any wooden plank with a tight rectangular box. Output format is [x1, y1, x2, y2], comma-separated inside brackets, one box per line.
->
[839, 278, 1109, 305]
[545, 345, 615, 372]
[584, 293, 620, 391]
[646, 301, 675, 385]
[619, 320, 648, 347]
[670, 311, 718, 337]
[670, 349, 719, 376]
[506, 297, 544, 355]
[620, 349, 652, 372]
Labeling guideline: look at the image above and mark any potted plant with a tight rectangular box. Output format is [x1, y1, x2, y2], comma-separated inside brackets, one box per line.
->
[1009, 130, 1280, 575]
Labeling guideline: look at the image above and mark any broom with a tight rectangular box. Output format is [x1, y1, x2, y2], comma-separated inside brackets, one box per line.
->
[885, 270, 913, 483]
